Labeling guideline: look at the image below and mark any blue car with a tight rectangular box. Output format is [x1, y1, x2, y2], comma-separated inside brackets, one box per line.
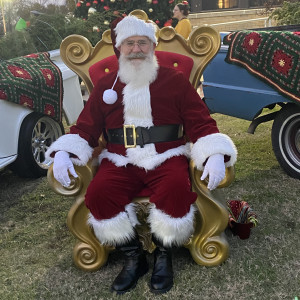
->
[203, 28, 300, 179]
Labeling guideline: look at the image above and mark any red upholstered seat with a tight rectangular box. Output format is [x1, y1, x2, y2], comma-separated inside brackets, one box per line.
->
[89, 51, 194, 85]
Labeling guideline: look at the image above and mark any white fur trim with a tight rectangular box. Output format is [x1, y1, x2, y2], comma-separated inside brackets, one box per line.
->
[98, 149, 129, 167]
[148, 204, 196, 247]
[45, 134, 93, 166]
[123, 85, 153, 127]
[191, 133, 237, 170]
[115, 15, 157, 48]
[125, 203, 141, 227]
[88, 212, 135, 246]
[99, 144, 191, 171]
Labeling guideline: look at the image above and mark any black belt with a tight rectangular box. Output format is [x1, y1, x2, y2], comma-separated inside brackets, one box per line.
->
[106, 124, 183, 148]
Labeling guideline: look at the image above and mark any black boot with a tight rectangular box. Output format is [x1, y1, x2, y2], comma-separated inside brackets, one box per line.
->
[111, 236, 149, 294]
[150, 239, 174, 294]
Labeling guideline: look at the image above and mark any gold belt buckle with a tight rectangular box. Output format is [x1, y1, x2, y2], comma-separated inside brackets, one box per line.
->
[123, 124, 136, 148]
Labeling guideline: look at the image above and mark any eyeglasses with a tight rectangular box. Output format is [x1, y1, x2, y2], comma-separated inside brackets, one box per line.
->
[122, 40, 150, 49]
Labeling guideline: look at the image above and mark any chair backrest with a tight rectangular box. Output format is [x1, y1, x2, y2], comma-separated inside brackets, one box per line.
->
[88, 51, 194, 86]
[60, 9, 220, 94]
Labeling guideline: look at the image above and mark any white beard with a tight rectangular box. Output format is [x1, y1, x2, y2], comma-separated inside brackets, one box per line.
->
[118, 52, 159, 87]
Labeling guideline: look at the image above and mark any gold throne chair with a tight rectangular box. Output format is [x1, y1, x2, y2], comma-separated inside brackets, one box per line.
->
[47, 10, 234, 271]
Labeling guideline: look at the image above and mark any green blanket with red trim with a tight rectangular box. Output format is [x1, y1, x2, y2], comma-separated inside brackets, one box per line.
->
[0, 52, 63, 122]
[223, 31, 300, 104]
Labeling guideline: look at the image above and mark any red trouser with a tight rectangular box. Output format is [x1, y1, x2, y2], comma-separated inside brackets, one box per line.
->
[85, 155, 197, 220]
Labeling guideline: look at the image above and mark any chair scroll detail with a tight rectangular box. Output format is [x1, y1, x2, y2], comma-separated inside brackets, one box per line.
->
[48, 10, 234, 271]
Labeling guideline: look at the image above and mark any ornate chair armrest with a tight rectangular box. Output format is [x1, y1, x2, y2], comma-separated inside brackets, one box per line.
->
[47, 159, 97, 198]
[47, 160, 111, 271]
[190, 160, 235, 191]
[186, 160, 234, 266]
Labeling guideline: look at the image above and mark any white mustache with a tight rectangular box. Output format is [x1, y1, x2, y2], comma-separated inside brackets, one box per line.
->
[127, 53, 147, 59]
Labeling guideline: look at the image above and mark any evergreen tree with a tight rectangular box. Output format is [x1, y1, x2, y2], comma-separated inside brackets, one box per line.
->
[74, 0, 181, 29]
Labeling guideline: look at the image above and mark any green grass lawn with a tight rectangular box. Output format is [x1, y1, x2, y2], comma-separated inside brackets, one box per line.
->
[0, 114, 299, 300]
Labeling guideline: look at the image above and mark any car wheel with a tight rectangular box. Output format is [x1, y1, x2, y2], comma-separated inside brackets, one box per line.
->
[271, 104, 300, 179]
[10, 113, 64, 178]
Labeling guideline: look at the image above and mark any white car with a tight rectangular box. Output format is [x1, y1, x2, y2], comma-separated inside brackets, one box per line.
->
[0, 49, 84, 177]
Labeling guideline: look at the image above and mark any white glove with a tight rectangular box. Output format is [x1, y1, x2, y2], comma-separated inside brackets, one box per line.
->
[53, 150, 78, 187]
[200, 153, 225, 190]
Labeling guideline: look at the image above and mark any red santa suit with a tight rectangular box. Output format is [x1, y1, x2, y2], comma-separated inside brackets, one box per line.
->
[46, 62, 237, 247]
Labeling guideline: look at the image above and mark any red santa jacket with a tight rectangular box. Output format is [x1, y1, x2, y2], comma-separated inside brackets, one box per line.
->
[46, 66, 237, 170]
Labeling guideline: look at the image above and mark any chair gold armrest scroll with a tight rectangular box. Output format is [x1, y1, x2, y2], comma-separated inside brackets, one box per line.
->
[185, 161, 235, 266]
[47, 161, 112, 271]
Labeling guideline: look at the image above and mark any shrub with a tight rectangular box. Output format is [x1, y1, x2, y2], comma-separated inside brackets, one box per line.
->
[0, 31, 36, 61]
[0, 13, 111, 60]
[270, 0, 300, 25]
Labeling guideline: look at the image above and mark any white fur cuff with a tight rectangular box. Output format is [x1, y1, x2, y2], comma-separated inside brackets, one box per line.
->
[45, 134, 93, 166]
[191, 133, 237, 170]
[88, 212, 135, 246]
[148, 205, 196, 247]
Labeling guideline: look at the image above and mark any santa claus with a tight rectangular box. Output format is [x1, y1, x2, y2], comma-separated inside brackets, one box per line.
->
[46, 16, 237, 295]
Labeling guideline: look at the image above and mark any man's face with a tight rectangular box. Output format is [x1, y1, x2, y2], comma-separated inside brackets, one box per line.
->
[119, 36, 153, 62]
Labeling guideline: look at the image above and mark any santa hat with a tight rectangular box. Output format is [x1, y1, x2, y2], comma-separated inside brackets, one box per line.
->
[114, 15, 157, 48]
[110, 16, 123, 59]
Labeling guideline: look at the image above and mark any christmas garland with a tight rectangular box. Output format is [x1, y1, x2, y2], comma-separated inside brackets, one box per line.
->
[0, 52, 63, 122]
[224, 31, 300, 104]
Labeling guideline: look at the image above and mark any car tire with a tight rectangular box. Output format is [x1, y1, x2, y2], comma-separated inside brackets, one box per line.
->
[10, 113, 64, 178]
[271, 104, 300, 179]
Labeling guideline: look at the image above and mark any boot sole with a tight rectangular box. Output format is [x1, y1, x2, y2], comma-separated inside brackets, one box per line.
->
[111, 266, 149, 295]
[150, 284, 173, 294]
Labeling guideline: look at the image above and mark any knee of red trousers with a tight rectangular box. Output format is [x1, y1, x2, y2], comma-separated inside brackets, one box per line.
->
[85, 178, 129, 220]
[150, 190, 197, 218]
[149, 170, 197, 218]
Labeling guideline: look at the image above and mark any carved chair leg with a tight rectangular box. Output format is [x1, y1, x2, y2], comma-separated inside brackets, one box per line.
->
[67, 196, 112, 271]
[185, 197, 229, 266]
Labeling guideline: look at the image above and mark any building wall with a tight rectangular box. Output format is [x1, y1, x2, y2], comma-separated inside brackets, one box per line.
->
[189, 8, 274, 32]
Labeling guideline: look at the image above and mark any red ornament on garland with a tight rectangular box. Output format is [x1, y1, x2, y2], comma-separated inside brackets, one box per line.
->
[104, 5, 110, 10]
[86, 2, 91, 6]
[76, 2, 81, 6]
[93, 0, 98, 3]
[164, 19, 172, 26]
[155, 19, 160, 24]
[153, 0, 158, 4]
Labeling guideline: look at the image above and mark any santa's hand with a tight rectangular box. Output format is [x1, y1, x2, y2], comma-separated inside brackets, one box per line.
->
[200, 153, 225, 190]
[53, 150, 78, 187]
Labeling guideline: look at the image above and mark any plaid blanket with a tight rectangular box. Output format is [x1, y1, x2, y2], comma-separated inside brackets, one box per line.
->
[224, 31, 300, 104]
[0, 52, 63, 122]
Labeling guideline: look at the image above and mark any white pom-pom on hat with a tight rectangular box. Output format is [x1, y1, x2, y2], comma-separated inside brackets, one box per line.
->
[114, 15, 157, 48]
[103, 89, 118, 104]
[102, 73, 119, 105]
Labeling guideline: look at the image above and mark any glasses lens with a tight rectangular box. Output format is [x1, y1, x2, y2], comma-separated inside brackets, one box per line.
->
[125, 40, 149, 48]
